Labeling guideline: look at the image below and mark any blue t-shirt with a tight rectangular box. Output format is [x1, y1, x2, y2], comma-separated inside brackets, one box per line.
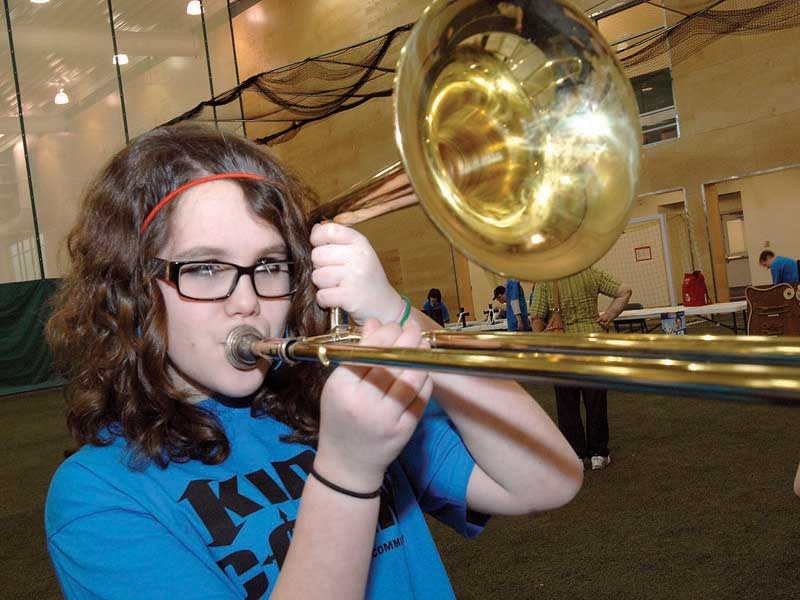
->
[505, 279, 530, 331]
[770, 256, 799, 284]
[422, 299, 450, 324]
[45, 400, 486, 599]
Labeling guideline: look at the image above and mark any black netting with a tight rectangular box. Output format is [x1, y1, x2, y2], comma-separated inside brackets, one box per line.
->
[619, 0, 800, 76]
[164, 24, 411, 145]
[166, 1, 800, 145]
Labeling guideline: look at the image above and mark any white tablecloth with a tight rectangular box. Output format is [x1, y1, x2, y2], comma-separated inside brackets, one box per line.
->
[615, 301, 747, 322]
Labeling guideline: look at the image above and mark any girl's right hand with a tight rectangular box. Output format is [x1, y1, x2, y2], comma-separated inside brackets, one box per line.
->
[313, 319, 433, 493]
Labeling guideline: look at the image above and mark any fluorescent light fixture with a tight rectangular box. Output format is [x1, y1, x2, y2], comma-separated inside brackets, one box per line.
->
[54, 88, 69, 105]
[30, 0, 50, 4]
[113, 54, 129, 65]
[186, 1, 202, 15]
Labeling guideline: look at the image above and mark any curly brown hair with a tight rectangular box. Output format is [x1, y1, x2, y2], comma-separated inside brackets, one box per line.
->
[46, 123, 329, 468]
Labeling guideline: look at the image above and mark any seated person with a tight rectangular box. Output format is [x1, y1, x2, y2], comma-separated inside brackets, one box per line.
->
[422, 288, 450, 326]
[492, 286, 507, 319]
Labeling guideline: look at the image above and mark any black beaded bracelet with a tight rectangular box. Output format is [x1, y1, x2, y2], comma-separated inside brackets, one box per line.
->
[309, 467, 382, 499]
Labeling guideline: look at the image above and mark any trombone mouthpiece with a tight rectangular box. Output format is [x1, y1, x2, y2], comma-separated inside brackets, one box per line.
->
[225, 325, 263, 370]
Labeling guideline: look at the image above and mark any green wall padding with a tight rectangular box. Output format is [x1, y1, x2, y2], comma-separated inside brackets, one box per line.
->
[0, 279, 64, 396]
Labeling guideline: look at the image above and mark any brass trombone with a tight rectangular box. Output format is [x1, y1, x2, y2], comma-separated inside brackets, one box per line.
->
[226, 326, 800, 403]
[226, 0, 800, 403]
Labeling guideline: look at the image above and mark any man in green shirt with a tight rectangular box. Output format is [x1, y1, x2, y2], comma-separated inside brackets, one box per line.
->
[530, 268, 632, 469]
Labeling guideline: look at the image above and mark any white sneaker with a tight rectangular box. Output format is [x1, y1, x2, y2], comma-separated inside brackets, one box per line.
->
[590, 455, 611, 470]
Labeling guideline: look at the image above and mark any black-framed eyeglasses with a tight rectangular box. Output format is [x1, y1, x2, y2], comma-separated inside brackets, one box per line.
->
[153, 258, 295, 300]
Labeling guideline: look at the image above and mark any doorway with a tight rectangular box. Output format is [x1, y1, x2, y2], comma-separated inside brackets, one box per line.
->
[718, 192, 751, 301]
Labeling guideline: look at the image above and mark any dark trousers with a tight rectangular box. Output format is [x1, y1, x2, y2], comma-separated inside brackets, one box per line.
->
[554, 385, 609, 458]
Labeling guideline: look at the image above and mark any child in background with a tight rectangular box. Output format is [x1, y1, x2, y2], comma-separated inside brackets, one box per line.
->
[421, 287, 451, 325]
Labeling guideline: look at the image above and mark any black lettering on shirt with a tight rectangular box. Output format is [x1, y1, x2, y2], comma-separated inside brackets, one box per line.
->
[371, 535, 405, 558]
[270, 450, 314, 500]
[180, 478, 262, 547]
[245, 469, 289, 505]
[263, 509, 295, 570]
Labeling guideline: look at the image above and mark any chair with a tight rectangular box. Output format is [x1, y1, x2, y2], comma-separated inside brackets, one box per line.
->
[745, 284, 800, 336]
[614, 303, 647, 333]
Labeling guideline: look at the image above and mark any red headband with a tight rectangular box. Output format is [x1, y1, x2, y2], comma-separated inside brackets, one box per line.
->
[139, 172, 270, 234]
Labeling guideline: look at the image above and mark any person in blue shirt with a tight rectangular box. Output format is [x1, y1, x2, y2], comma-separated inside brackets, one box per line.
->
[44, 124, 582, 600]
[759, 250, 799, 284]
[505, 279, 531, 331]
[421, 287, 450, 325]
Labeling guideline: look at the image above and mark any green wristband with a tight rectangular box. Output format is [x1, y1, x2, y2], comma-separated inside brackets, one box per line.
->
[398, 295, 412, 326]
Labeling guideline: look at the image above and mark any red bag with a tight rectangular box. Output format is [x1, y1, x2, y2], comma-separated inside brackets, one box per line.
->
[682, 271, 711, 306]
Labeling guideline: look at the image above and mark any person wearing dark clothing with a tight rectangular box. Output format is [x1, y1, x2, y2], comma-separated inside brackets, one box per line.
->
[422, 288, 450, 325]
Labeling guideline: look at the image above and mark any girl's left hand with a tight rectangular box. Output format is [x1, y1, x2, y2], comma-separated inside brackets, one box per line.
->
[310, 222, 406, 325]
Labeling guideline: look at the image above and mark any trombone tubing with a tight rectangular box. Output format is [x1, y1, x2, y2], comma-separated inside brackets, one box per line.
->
[248, 333, 800, 404]
[425, 331, 800, 366]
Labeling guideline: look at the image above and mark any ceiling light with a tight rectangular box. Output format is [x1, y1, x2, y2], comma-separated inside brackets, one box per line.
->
[113, 54, 129, 65]
[54, 88, 69, 105]
[30, 0, 50, 4]
[186, 1, 202, 15]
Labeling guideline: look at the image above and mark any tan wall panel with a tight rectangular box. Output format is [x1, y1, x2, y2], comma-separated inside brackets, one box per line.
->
[233, 1, 426, 80]
[629, 189, 684, 220]
[270, 97, 397, 199]
[452, 250, 474, 320]
[353, 204, 464, 320]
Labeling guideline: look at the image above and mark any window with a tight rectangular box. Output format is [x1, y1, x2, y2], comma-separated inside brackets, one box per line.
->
[9, 235, 43, 282]
[595, 3, 679, 146]
[630, 68, 679, 145]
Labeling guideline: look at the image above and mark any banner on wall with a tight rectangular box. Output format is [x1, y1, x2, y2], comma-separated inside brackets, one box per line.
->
[0, 279, 64, 396]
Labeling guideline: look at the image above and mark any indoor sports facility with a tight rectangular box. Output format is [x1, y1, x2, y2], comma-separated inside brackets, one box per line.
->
[2, 1, 800, 598]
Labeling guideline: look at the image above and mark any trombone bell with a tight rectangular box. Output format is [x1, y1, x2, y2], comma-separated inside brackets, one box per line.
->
[395, 0, 642, 281]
